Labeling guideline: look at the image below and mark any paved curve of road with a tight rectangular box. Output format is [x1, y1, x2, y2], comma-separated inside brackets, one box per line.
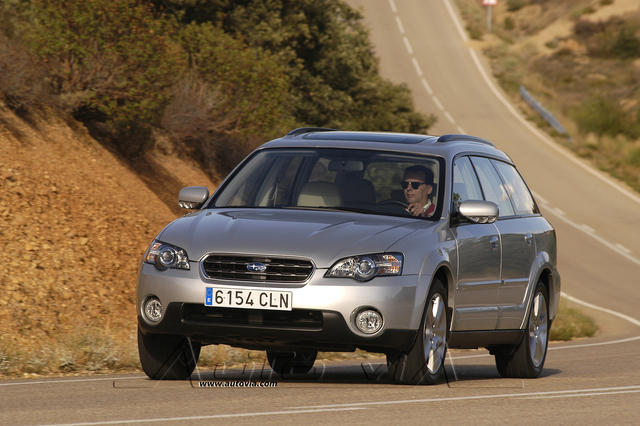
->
[1, 1, 639, 424]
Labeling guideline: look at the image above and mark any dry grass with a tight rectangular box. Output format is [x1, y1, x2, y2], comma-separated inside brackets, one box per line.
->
[550, 300, 599, 341]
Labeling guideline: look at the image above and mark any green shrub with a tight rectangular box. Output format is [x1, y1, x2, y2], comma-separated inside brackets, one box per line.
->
[166, 0, 435, 132]
[576, 17, 640, 60]
[504, 17, 515, 31]
[626, 147, 640, 167]
[2, 0, 435, 162]
[507, 0, 527, 12]
[573, 95, 640, 138]
[22, 0, 182, 154]
[612, 26, 640, 59]
[177, 22, 294, 138]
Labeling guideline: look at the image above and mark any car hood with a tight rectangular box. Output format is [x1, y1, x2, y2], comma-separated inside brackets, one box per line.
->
[158, 209, 431, 267]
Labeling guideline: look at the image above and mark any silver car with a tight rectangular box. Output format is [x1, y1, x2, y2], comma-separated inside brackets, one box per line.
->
[137, 129, 560, 384]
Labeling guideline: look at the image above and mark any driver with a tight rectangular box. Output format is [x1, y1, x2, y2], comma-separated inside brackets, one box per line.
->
[402, 165, 435, 217]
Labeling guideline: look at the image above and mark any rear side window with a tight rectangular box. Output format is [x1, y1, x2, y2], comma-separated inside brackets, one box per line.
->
[492, 160, 538, 216]
[470, 157, 515, 217]
[452, 156, 483, 210]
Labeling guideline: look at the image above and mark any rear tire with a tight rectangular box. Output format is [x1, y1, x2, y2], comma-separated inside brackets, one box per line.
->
[495, 281, 549, 378]
[266, 349, 317, 375]
[387, 279, 450, 385]
[138, 326, 201, 380]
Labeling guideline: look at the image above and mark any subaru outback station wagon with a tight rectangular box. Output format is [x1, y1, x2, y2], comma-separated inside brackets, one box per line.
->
[137, 129, 560, 384]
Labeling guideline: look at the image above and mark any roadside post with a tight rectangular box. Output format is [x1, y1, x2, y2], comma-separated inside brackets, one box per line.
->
[482, 0, 497, 33]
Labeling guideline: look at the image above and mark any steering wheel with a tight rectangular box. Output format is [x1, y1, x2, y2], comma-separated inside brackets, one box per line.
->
[378, 199, 408, 209]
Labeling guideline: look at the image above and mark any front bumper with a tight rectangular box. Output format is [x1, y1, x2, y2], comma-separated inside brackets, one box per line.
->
[137, 303, 416, 352]
[137, 262, 426, 352]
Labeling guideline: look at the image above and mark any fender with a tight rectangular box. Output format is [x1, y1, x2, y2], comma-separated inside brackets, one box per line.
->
[410, 239, 457, 330]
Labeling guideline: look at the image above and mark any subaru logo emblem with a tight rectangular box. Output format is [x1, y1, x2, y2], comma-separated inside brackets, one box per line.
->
[247, 262, 267, 273]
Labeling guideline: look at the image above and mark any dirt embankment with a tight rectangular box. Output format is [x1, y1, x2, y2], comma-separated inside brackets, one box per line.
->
[0, 106, 218, 376]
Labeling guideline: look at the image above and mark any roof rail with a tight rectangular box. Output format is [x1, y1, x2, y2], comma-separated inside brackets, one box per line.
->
[286, 127, 337, 136]
[436, 134, 494, 147]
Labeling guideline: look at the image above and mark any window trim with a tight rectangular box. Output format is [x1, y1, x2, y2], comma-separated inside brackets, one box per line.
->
[488, 158, 540, 218]
[450, 153, 541, 222]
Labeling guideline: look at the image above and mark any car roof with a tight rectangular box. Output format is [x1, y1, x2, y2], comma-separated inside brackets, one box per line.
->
[259, 129, 512, 163]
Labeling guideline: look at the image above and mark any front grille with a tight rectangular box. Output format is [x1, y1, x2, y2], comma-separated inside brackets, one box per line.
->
[201, 255, 313, 283]
[182, 304, 323, 329]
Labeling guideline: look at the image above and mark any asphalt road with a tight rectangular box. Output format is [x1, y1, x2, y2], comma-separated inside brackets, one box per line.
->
[2, 1, 639, 424]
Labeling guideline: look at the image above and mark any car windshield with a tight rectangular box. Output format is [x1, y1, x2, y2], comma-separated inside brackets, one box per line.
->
[212, 148, 444, 220]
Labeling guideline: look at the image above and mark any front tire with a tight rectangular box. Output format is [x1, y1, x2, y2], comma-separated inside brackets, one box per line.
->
[138, 326, 201, 380]
[495, 281, 549, 378]
[387, 279, 450, 385]
[266, 349, 317, 375]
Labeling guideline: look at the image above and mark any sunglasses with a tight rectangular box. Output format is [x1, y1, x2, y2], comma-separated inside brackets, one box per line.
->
[401, 181, 425, 190]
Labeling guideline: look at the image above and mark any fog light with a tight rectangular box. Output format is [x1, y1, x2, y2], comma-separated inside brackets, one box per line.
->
[143, 297, 163, 323]
[355, 309, 383, 334]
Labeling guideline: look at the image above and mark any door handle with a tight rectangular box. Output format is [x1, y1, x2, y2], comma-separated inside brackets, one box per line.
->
[489, 236, 499, 249]
[525, 233, 533, 245]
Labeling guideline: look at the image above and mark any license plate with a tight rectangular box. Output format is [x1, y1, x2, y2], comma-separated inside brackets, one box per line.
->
[205, 288, 293, 311]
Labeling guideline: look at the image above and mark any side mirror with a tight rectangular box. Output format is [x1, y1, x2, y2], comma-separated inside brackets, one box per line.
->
[458, 200, 498, 224]
[178, 186, 209, 209]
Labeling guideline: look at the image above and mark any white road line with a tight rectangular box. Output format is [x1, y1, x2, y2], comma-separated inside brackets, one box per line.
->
[444, 111, 456, 124]
[432, 96, 445, 111]
[393, 1, 459, 130]
[562, 292, 640, 327]
[532, 197, 638, 266]
[0, 375, 145, 387]
[388, 0, 397, 14]
[452, 335, 640, 360]
[444, 0, 469, 42]
[45, 408, 366, 426]
[580, 224, 595, 234]
[411, 57, 423, 77]
[421, 78, 434, 95]
[443, 0, 640, 206]
[616, 243, 632, 254]
[522, 389, 640, 400]
[395, 15, 405, 34]
[290, 385, 640, 410]
[530, 190, 548, 205]
[457, 125, 466, 134]
[544, 205, 640, 266]
[402, 36, 413, 55]
[550, 335, 640, 350]
[546, 206, 565, 216]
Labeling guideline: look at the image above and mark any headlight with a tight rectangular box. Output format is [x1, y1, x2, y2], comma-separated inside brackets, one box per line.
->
[144, 240, 190, 271]
[325, 253, 403, 281]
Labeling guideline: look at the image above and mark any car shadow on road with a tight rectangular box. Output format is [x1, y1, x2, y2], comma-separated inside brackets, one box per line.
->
[191, 361, 562, 387]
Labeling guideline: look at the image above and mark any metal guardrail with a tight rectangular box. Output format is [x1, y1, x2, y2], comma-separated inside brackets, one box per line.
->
[520, 85, 571, 141]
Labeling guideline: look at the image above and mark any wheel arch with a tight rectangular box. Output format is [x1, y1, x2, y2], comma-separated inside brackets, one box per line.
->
[433, 264, 455, 311]
[538, 267, 560, 322]
[520, 259, 561, 329]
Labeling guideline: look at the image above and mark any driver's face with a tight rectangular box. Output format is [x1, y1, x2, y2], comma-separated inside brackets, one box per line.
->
[403, 175, 432, 204]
